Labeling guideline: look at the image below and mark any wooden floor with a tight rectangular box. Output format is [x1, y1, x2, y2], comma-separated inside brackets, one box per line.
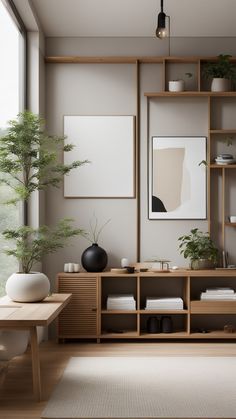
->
[1, 340, 236, 418]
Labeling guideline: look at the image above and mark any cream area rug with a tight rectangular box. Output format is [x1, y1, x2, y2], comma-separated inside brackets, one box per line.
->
[42, 356, 236, 418]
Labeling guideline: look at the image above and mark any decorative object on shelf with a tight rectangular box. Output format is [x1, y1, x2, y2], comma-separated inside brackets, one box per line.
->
[229, 216, 236, 223]
[149, 137, 207, 219]
[203, 54, 236, 92]
[64, 263, 80, 273]
[147, 316, 160, 333]
[201, 287, 236, 301]
[215, 153, 235, 165]
[121, 257, 129, 268]
[178, 228, 219, 270]
[160, 316, 173, 333]
[168, 80, 184, 92]
[82, 243, 108, 272]
[64, 115, 135, 198]
[224, 324, 235, 333]
[155, 0, 171, 55]
[147, 258, 170, 272]
[110, 268, 128, 274]
[126, 266, 135, 274]
[106, 294, 136, 310]
[222, 250, 228, 268]
[145, 297, 183, 310]
[0, 111, 85, 302]
[81, 214, 110, 272]
[168, 73, 193, 92]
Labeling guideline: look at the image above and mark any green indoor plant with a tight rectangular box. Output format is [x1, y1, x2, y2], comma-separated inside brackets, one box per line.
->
[203, 54, 236, 92]
[178, 228, 219, 270]
[0, 110, 87, 301]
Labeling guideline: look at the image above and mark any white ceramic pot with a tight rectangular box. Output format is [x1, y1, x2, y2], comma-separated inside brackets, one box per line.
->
[168, 80, 184, 92]
[5, 272, 50, 302]
[211, 78, 230, 92]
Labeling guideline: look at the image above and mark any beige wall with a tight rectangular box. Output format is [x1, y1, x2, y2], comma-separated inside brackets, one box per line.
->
[44, 37, 236, 287]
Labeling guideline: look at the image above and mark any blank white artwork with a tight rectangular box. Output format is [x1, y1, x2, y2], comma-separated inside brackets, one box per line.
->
[64, 116, 135, 198]
[149, 136, 207, 219]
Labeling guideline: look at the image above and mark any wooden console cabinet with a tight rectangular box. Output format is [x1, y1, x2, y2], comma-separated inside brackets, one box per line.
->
[57, 270, 236, 340]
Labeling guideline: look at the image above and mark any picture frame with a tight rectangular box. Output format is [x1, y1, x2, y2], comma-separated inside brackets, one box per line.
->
[64, 115, 135, 198]
[149, 136, 207, 220]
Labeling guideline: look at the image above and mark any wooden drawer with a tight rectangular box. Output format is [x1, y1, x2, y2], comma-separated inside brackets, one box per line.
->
[191, 300, 236, 314]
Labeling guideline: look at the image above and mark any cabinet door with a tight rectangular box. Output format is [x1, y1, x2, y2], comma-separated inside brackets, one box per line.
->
[58, 276, 98, 337]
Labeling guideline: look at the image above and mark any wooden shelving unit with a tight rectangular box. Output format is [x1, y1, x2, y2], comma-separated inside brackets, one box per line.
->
[57, 270, 236, 341]
[142, 56, 236, 254]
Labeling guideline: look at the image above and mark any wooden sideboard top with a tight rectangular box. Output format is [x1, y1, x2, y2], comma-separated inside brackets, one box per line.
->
[58, 269, 236, 278]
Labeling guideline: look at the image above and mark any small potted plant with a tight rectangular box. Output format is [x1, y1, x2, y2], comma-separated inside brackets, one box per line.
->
[178, 228, 219, 270]
[168, 72, 193, 92]
[0, 111, 87, 302]
[202, 54, 236, 92]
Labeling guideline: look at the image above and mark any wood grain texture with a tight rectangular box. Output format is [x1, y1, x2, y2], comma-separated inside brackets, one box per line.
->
[0, 294, 71, 327]
[57, 276, 98, 337]
[57, 271, 236, 340]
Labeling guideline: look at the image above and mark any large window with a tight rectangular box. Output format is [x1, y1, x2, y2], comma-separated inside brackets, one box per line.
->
[0, 0, 26, 296]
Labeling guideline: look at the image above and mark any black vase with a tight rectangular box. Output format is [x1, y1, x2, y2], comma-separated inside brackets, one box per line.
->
[81, 243, 108, 272]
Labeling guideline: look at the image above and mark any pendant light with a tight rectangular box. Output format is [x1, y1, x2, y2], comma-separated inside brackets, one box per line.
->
[155, 0, 171, 55]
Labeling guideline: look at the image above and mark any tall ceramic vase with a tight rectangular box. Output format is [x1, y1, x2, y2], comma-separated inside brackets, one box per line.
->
[81, 243, 108, 272]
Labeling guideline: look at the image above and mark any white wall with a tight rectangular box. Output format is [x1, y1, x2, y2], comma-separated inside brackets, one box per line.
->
[44, 37, 236, 287]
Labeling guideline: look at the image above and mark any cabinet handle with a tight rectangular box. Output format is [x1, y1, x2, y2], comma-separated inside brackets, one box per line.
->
[91, 307, 97, 312]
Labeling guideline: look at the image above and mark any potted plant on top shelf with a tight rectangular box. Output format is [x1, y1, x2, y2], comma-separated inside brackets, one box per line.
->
[203, 54, 236, 92]
[0, 111, 88, 302]
[178, 228, 219, 270]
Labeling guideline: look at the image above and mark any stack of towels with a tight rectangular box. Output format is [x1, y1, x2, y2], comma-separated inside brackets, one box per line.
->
[200, 287, 236, 300]
[107, 294, 136, 310]
[145, 297, 184, 310]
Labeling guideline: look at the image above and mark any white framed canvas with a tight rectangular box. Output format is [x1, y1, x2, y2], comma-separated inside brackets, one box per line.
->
[149, 136, 207, 219]
[64, 116, 135, 198]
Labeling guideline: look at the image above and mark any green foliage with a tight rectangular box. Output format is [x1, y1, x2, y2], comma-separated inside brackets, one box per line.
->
[0, 111, 88, 274]
[203, 54, 236, 80]
[2, 219, 83, 274]
[0, 111, 88, 204]
[178, 228, 219, 263]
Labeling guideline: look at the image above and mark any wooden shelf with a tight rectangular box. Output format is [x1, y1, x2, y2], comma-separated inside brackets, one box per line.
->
[225, 222, 236, 227]
[101, 310, 137, 314]
[45, 55, 236, 64]
[100, 330, 138, 338]
[191, 300, 236, 314]
[210, 129, 236, 134]
[144, 91, 236, 97]
[190, 331, 236, 339]
[139, 309, 188, 314]
[140, 331, 188, 338]
[210, 164, 236, 169]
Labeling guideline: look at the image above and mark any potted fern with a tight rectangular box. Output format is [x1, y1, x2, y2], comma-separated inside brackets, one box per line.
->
[203, 54, 236, 92]
[178, 228, 219, 270]
[0, 111, 87, 302]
